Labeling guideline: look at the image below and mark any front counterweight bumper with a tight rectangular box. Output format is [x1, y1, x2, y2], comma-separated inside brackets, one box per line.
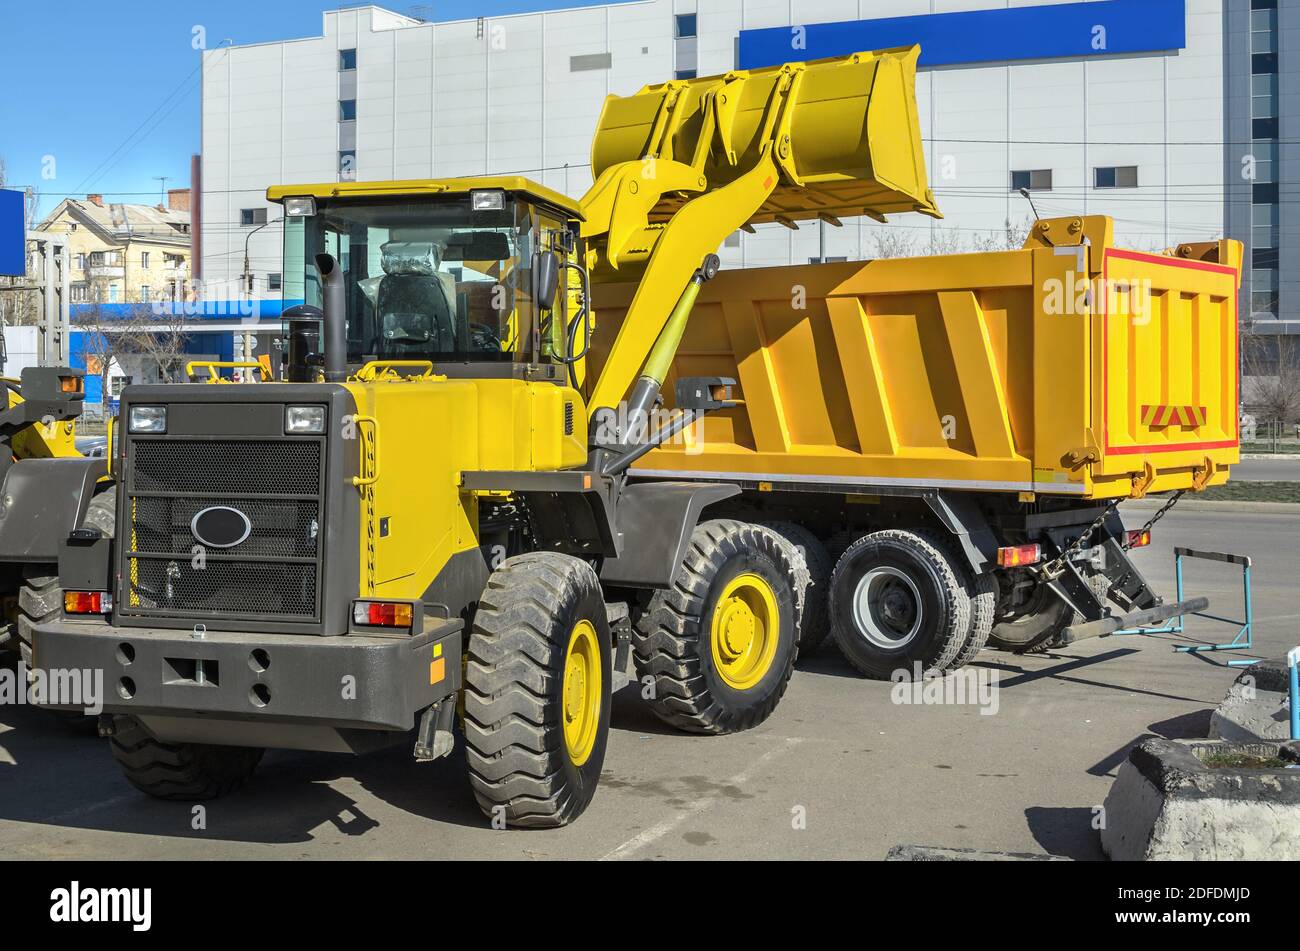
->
[32, 618, 462, 735]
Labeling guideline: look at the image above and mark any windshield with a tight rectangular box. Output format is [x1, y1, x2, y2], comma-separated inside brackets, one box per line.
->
[283, 195, 544, 364]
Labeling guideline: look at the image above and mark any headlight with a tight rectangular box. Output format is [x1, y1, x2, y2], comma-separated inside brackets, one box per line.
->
[285, 405, 326, 434]
[471, 189, 505, 211]
[283, 196, 317, 218]
[128, 406, 166, 434]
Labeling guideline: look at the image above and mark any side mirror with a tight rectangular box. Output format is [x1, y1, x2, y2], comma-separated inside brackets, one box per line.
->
[534, 250, 560, 312]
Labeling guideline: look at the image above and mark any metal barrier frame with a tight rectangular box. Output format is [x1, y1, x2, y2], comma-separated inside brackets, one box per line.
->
[1115, 547, 1253, 656]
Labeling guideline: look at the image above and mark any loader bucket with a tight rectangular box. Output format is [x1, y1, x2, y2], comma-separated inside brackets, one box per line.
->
[589, 45, 940, 228]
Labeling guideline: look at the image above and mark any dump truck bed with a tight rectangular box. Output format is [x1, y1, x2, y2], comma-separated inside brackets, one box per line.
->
[588, 217, 1242, 501]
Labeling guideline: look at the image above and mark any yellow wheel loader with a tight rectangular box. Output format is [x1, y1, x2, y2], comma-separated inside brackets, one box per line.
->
[0, 367, 114, 668]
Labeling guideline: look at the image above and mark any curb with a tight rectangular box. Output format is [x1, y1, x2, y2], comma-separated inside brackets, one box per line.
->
[1123, 498, 1299, 514]
[1241, 453, 1300, 460]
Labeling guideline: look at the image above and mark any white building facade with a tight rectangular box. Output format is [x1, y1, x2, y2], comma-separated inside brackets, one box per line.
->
[199, 0, 1232, 319]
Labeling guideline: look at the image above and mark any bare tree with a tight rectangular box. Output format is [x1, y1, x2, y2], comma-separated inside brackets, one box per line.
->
[72, 302, 122, 416]
[1243, 333, 1300, 426]
[867, 227, 921, 259]
[119, 303, 190, 383]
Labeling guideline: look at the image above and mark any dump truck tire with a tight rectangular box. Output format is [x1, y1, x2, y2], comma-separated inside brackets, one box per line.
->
[15, 489, 117, 666]
[988, 575, 1110, 654]
[110, 715, 264, 800]
[759, 521, 830, 654]
[911, 530, 996, 672]
[464, 552, 612, 829]
[633, 520, 799, 734]
[829, 530, 971, 679]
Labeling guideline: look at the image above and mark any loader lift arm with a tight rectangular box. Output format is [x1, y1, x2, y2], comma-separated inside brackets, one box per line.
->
[577, 45, 941, 423]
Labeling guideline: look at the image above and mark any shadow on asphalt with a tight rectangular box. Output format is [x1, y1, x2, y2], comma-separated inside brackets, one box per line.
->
[1024, 806, 1104, 860]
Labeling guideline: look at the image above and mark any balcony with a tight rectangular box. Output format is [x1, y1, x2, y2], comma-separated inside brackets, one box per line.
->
[88, 266, 125, 280]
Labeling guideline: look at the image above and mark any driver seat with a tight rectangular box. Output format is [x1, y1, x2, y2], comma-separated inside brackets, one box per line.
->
[375, 242, 456, 353]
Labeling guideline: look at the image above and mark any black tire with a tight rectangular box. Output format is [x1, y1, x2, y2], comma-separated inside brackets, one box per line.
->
[464, 552, 612, 829]
[633, 519, 799, 734]
[988, 575, 1111, 654]
[110, 715, 263, 800]
[829, 530, 972, 680]
[15, 489, 116, 666]
[949, 570, 997, 669]
[759, 521, 830, 654]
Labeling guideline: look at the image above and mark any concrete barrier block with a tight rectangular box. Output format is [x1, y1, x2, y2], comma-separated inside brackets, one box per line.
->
[887, 845, 1068, 861]
[1101, 738, 1300, 861]
[1210, 659, 1292, 743]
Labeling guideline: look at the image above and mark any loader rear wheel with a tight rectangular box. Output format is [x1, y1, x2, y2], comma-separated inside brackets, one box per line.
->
[829, 530, 971, 680]
[464, 552, 612, 829]
[110, 715, 263, 800]
[633, 520, 799, 734]
[759, 521, 831, 654]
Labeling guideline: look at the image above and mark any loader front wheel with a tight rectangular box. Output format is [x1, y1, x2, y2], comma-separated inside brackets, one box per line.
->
[829, 530, 971, 680]
[464, 552, 612, 828]
[633, 520, 799, 734]
[110, 715, 263, 800]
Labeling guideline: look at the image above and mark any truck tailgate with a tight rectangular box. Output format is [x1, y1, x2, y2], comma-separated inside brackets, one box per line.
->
[1091, 247, 1241, 495]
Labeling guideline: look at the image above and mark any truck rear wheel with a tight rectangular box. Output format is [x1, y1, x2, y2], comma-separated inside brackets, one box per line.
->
[464, 552, 612, 829]
[829, 530, 971, 679]
[759, 521, 831, 654]
[633, 520, 799, 734]
[110, 715, 264, 800]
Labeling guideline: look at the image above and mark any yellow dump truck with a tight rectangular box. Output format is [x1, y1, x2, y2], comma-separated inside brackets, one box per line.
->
[30, 47, 1239, 826]
[593, 216, 1242, 669]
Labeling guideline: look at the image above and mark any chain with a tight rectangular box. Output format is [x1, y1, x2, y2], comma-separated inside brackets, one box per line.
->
[1122, 490, 1185, 550]
[1038, 501, 1119, 579]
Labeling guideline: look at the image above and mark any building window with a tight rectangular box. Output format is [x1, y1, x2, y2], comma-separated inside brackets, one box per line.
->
[241, 208, 268, 227]
[1011, 169, 1052, 191]
[108, 285, 119, 303]
[675, 14, 697, 38]
[570, 52, 613, 72]
[339, 99, 357, 121]
[675, 69, 697, 80]
[1252, 8, 1277, 52]
[1253, 117, 1279, 139]
[89, 251, 104, 266]
[141, 251, 150, 269]
[1094, 166, 1138, 189]
[339, 150, 357, 182]
[268, 273, 283, 291]
[1253, 182, 1279, 205]
[70, 283, 88, 302]
[340, 48, 357, 70]
[1253, 203, 1279, 251]
[1252, 73, 1278, 119]
[1252, 141, 1278, 183]
[724, 232, 741, 249]
[74, 254, 85, 269]
[139, 286, 150, 303]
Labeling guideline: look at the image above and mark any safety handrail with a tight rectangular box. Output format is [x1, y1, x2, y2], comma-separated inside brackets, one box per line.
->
[351, 415, 380, 487]
[185, 361, 270, 384]
[352, 361, 436, 382]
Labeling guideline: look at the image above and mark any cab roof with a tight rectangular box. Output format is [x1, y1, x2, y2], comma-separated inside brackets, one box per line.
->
[266, 176, 584, 219]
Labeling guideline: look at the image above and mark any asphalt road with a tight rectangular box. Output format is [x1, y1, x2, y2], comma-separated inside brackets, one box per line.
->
[1, 506, 1294, 861]
[1232, 457, 1300, 481]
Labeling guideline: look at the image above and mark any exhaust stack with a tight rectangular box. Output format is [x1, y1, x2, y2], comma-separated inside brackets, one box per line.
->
[314, 253, 348, 383]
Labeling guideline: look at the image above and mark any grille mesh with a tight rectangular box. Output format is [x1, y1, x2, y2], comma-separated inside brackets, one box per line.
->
[124, 435, 325, 623]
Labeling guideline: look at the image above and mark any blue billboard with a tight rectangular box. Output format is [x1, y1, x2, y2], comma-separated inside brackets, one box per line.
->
[738, 0, 1187, 71]
[0, 189, 24, 277]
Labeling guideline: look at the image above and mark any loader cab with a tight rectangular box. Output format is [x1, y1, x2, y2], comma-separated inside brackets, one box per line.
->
[273, 180, 583, 375]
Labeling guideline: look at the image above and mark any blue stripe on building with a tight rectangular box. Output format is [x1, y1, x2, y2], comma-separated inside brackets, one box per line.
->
[738, 0, 1186, 71]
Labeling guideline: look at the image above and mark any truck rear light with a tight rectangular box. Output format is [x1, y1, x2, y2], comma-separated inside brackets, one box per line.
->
[997, 544, 1042, 568]
[64, 591, 112, 614]
[1125, 529, 1152, 549]
[59, 375, 82, 394]
[353, 601, 413, 628]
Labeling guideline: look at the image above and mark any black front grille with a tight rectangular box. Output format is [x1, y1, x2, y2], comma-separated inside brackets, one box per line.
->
[122, 435, 326, 624]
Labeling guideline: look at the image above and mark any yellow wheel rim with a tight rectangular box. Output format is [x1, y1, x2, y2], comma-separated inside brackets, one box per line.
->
[710, 573, 780, 691]
[562, 619, 602, 767]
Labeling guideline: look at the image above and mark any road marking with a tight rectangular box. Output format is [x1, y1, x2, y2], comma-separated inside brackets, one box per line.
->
[600, 736, 803, 861]
[43, 793, 138, 824]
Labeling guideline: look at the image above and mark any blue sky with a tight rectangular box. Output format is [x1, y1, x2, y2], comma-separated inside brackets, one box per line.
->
[0, 0, 617, 218]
